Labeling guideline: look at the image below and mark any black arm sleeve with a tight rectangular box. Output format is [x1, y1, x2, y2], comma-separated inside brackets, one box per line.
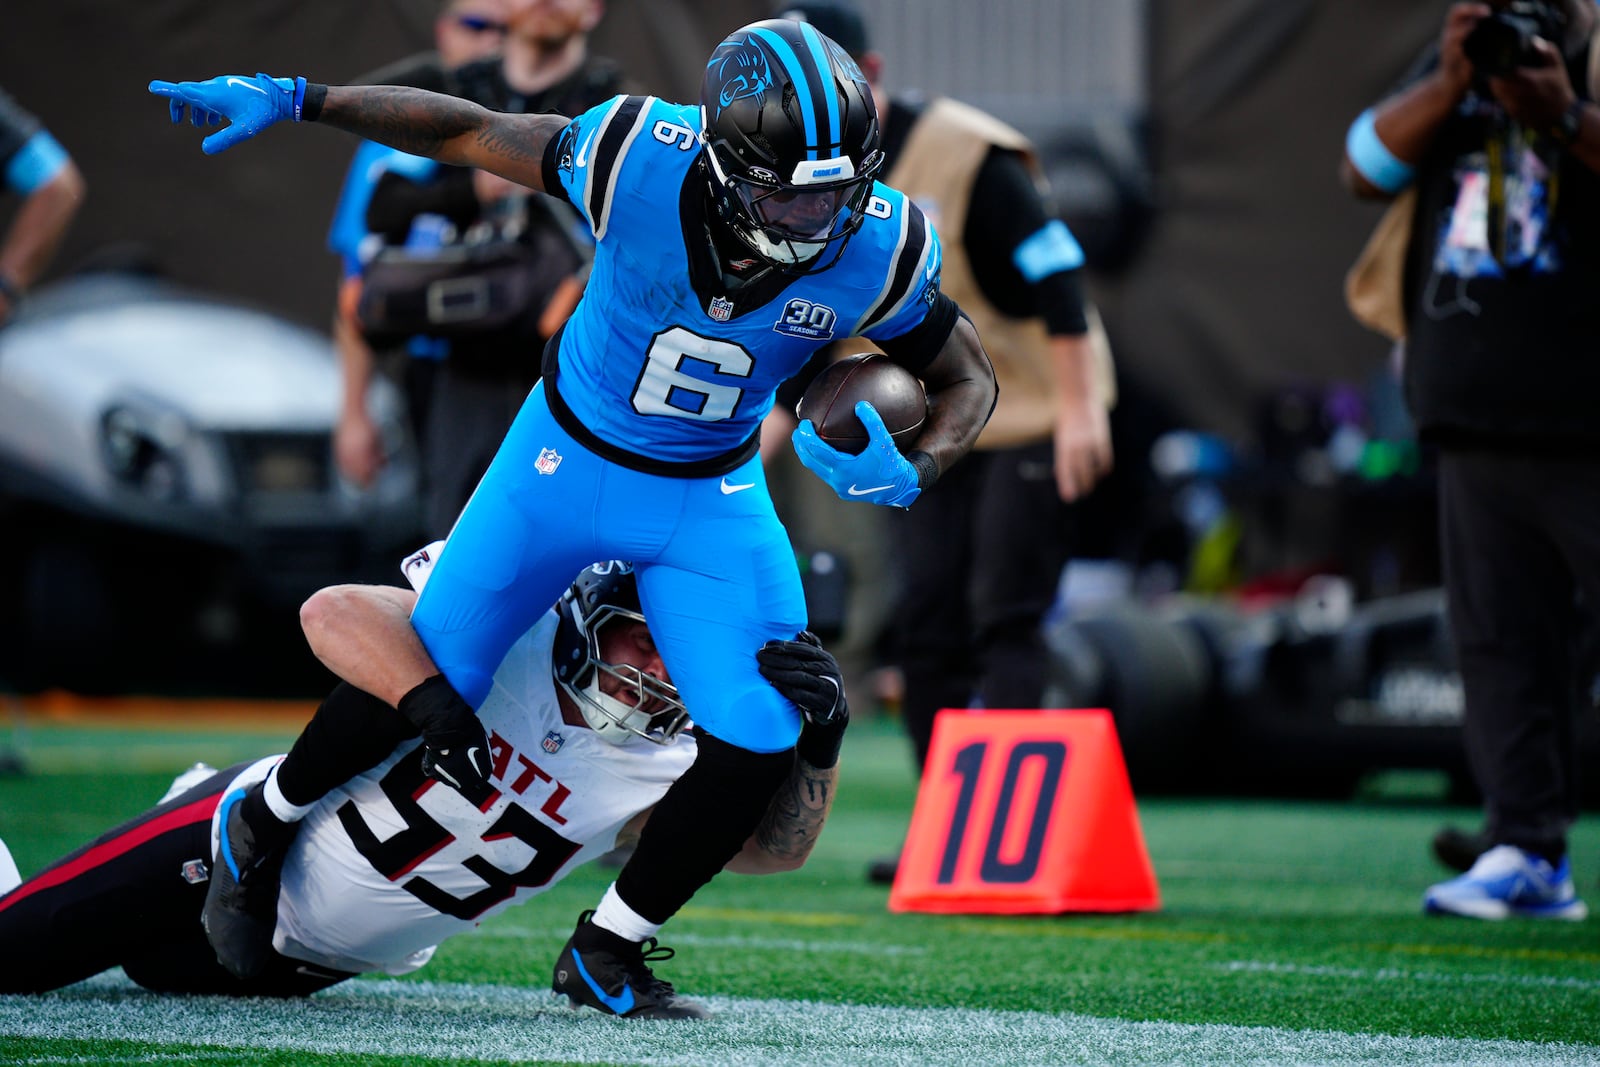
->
[365, 167, 479, 242]
[875, 290, 961, 376]
[541, 122, 579, 211]
[964, 147, 1089, 335]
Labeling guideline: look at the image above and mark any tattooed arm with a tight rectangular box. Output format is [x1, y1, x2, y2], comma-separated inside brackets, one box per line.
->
[610, 754, 838, 874]
[317, 86, 563, 192]
[148, 74, 562, 189]
[724, 755, 839, 873]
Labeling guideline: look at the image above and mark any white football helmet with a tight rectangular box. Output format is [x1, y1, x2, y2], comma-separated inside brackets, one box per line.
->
[552, 562, 688, 746]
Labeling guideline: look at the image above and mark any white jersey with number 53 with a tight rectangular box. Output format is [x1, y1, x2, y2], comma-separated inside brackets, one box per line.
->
[215, 548, 697, 976]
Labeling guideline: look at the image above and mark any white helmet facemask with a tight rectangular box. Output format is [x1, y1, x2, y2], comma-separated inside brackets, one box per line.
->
[557, 603, 688, 746]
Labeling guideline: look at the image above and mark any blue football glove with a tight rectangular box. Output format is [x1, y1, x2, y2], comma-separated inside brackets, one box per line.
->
[792, 400, 922, 508]
[148, 73, 309, 155]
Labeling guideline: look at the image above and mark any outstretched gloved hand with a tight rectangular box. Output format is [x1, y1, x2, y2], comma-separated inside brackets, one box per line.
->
[791, 401, 923, 508]
[148, 73, 309, 154]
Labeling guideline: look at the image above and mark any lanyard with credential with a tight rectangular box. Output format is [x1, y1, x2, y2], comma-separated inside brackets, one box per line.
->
[1484, 119, 1561, 268]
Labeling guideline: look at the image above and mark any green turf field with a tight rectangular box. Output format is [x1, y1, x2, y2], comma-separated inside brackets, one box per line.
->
[1, 715, 1597, 1066]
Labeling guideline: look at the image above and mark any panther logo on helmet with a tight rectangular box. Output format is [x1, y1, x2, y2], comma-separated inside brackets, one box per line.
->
[708, 47, 775, 116]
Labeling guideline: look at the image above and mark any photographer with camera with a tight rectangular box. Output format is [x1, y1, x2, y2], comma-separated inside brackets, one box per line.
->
[1340, 0, 1600, 921]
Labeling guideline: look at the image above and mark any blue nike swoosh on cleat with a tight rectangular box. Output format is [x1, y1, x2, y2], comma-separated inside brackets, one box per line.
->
[216, 788, 247, 881]
[571, 949, 635, 1015]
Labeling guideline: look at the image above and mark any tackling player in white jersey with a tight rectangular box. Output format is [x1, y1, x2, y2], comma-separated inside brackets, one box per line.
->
[0, 548, 845, 1012]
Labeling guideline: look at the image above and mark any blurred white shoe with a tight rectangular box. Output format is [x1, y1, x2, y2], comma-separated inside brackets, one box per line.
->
[0, 835, 19, 895]
[160, 761, 219, 804]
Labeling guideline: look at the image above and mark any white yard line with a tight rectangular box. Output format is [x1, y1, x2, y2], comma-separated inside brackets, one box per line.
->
[1218, 959, 1600, 992]
[469, 925, 931, 956]
[2, 972, 1595, 1067]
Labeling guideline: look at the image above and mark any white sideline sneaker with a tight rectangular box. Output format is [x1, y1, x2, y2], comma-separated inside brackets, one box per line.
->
[1424, 844, 1588, 920]
[160, 761, 219, 804]
[0, 835, 19, 895]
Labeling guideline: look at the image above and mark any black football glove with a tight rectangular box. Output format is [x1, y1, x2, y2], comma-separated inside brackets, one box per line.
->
[397, 674, 496, 806]
[757, 630, 849, 768]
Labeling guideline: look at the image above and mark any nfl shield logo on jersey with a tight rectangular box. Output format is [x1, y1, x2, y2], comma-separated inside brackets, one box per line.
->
[707, 295, 735, 322]
[542, 730, 565, 754]
[535, 447, 562, 475]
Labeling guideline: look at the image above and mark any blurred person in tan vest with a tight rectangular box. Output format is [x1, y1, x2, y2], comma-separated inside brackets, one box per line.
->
[770, 0, 1115, 883]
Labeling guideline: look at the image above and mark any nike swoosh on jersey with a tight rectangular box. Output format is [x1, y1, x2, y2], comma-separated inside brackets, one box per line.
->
[720, 478, 756, 495]
[224, 77, 268, 95]
[847, 483, 894, 496]
[575, 131, 597, 167]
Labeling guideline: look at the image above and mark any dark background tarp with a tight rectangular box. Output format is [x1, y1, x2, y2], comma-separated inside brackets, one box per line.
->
[0, 0, 1441, 445]
[1093, 0, 1441, 441]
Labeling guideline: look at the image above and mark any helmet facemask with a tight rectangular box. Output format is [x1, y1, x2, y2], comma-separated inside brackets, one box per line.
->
[553, 566, 688, 746]
[704, 136, 882, 270]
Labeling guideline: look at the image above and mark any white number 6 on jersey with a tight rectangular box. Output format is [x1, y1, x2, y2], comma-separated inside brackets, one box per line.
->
[632, 327, 753, 421]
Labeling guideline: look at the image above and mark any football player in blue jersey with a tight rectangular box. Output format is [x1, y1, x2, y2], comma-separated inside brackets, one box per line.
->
[149, 17, 996, 1016]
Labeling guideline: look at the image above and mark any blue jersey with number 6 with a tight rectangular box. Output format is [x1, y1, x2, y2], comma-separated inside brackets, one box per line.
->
[410, 94, 950, 754]
[543, 95, 941, 464]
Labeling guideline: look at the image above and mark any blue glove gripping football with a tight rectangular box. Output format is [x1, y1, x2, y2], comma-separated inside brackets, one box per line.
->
[792, 400, 922, 508]
[148, 73, 307, 154]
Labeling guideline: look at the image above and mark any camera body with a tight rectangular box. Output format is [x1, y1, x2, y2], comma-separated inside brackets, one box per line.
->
[1463, 0, 1566, 76]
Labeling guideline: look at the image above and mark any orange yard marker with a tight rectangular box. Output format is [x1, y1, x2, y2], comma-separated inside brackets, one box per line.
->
[888, 708, 1160, 915]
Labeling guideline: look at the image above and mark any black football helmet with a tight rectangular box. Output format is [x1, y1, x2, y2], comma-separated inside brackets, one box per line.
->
[552, 562, 688, 746]
[700, 18, 882, 272]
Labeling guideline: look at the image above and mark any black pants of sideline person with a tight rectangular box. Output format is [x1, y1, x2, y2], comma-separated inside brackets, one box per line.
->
[1438, 447, 1600, 861]
[889, 438, 1076, 773]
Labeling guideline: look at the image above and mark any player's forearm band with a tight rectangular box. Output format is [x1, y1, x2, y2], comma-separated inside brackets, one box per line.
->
[397, 673, 477, 736]
[906, 450, 939, 490]
[1346, 109, 1414, 194]
[301, 82, 327, 123]
[797, 716, 846, 769]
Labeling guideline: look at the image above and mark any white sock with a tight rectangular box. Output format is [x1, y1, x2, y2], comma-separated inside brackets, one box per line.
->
[591, 882, 661, 942]
[262, 764, 317, 823]
[0, 836, 20, 895]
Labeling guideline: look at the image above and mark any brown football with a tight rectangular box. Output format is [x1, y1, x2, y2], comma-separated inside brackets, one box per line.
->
[796, 353, 928, 455]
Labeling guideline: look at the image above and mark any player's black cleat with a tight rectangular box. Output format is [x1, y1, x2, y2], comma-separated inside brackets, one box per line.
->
[552, 910, 710, 1020]
[201, 782, 296, 980]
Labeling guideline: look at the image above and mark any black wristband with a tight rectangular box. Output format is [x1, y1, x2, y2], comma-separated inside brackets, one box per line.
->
[796, 717, 846, 769]
[396, 673, 475, 737]
[301, 82, 328, 123]
[906, 449, 939, 490]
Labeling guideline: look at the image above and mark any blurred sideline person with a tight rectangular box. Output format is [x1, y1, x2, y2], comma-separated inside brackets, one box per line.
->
[0, 549, 845, 1014]
[1340, 0, 1600, 920]
[149, 14, 993, 1023]
[329, 0, 510, 493]
[332, 0, 631, 537]
[0, 84, 85, 326]
[772, 1, 1115, 884]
